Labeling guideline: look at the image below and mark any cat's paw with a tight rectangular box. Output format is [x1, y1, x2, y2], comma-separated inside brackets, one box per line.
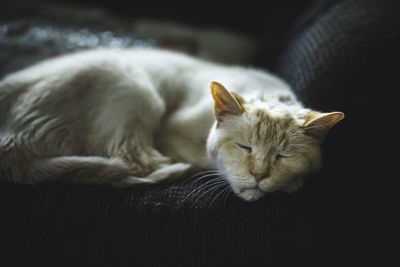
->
[111, 176, 156, 187]
[112, 163, 192, 187]
[146, 162, 192, 183]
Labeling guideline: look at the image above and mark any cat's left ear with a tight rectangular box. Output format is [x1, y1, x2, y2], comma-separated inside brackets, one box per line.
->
[210, 81, 244, 121]
[303, 111, 345, 142]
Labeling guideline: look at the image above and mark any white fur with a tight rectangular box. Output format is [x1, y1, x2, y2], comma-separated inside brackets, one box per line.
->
[0, 48, 316, 200]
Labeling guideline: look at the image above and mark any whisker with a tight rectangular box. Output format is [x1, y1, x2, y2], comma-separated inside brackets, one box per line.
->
[191, 170, 222, 179]
[189, 177, 225, 193]
[180, 177, 225, 205]
[207, 184, 230, 211]
[187, 173, 223, 188]
[191, 179, 226, 208]
[188, 179, 225, 200]
[194, 171, 223, 178]
[183, 172, 221, 188]
[223, 187, 232, 207]
[185, 170, 221, 182]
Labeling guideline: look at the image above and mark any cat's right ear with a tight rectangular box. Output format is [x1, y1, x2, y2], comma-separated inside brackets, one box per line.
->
[210, 81, 244, 121]
[303, 111, 345, 142]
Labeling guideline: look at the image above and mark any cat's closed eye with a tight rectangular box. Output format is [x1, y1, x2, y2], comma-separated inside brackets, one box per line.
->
[236, 143, 252, 153]
[276, 154, 290, 160]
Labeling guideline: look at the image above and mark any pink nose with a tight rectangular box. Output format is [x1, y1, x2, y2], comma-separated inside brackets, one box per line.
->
[250, 171, 269, 183]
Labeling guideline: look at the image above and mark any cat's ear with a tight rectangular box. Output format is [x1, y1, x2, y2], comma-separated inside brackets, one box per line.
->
[210, 81, 244, 121]
[303, 111, 344, 142]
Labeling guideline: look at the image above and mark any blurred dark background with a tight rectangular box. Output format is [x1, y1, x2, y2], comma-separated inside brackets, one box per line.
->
[1, 0, 316, 73]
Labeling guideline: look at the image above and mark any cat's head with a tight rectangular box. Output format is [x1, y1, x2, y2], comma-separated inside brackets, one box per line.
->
[206, 81, 344, 201]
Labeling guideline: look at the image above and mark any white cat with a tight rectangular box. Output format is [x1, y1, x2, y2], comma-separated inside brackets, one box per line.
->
[0, 48, 343, 201]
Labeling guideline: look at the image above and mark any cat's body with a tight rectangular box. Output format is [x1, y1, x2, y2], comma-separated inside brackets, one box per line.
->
[0, 48, 343, 201]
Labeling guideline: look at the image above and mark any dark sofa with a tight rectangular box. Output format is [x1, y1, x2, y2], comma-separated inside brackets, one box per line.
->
[1, 0, 397, 266]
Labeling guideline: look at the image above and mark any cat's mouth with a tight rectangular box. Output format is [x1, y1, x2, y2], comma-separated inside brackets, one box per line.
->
[239, 186, 258, 193]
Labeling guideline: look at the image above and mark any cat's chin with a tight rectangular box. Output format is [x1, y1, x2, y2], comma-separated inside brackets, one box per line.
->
[236, 187, 265, 201]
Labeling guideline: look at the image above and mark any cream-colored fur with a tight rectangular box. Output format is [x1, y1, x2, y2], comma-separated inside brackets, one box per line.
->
[0, 48, 343, 201]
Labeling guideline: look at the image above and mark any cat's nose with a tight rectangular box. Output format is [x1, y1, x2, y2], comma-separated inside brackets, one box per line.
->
[250, 171, 269, 183]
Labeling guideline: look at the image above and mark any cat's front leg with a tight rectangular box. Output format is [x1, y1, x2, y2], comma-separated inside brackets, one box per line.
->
[113, 144, 193, 185]
[116, 146, 172, 177]
[116, 162, 193, 186]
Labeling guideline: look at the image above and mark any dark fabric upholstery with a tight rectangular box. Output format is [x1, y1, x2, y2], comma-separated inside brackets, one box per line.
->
[277, 0, 398, 224]
[1, 0, 397, 266]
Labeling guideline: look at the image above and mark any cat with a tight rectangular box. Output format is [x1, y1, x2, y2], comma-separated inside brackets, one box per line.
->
[0, 48, 344, 201]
